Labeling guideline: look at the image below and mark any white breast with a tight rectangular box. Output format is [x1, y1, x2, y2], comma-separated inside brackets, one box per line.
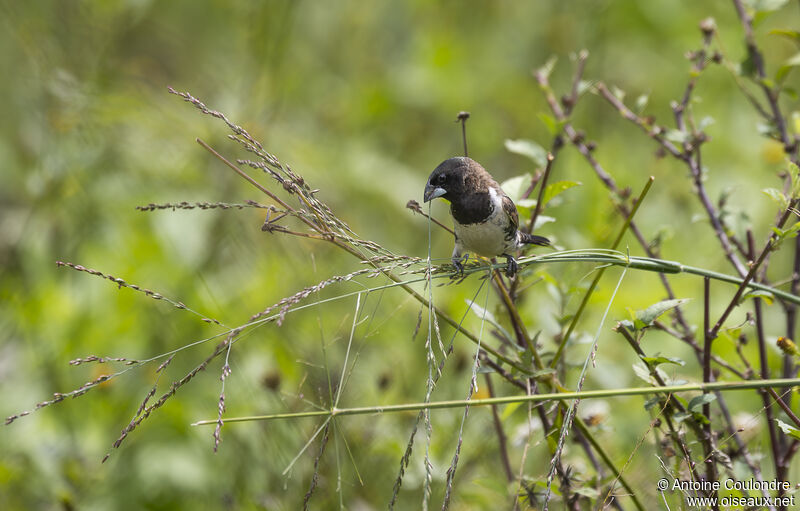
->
[453, 188, 514, 258]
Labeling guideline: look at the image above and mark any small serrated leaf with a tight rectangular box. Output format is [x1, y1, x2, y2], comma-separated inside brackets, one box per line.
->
[698, 116, 715, 131]
[533, 215, 556, 230]
[745, 0, 789, 12]
[499, 174, 532, 204]
[501, 402, 522, 420]
[636, 299, 691, 327]
[776, 418, 800, 440]
[635, 93, 649, 113]
[532, 367, 557, 378]
[574, 487, 600, 498]
[632, 362, 656, 385]
[783, 222, 800, 240]
[742, 52, 758, 78]
[787, 161, 800, 201]
[739, 289, 775, 305]
[769, 28, 800, 41]
[665, 129, 689, 144]
[673, 411, 692, 424]
[505, 139, 548, 167]
[577, 80, 593, 96]
[776, 52, 800, 82]
[762, 187, 789, 210]
[641, 355, 686, 367]
[688, 393, 716, 412]
[542, 180, 581, 207]
[693, 412, 711, 425]
[643, 397, 662, 411]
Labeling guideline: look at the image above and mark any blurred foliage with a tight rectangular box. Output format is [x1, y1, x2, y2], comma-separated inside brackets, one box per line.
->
[2, 1, 800, 509]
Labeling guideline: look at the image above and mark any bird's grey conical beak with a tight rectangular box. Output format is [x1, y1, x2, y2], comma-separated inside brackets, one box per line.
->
[424, 184, 446, 202]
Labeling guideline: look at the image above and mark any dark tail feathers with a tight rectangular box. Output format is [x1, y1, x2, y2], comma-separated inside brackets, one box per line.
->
[519, 232, 550, 246]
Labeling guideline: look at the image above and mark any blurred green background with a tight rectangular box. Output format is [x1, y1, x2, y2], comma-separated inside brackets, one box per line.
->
[2, 1, 800, 509]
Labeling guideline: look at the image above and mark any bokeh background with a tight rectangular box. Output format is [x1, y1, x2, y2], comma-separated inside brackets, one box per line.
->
[2, 1, 800, 509]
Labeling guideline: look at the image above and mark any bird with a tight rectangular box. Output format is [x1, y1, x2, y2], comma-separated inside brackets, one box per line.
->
[423, 156, 550, 277]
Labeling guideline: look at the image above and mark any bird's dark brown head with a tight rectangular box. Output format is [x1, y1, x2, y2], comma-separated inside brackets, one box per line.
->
[423, 157, 475, 203]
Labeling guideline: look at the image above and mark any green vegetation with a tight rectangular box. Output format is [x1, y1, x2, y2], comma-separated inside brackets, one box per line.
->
[3, 1, 800, 509]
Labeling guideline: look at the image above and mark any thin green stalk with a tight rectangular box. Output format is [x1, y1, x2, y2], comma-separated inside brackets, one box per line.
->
[511, 253, 800, 306]
[192, 378, 800, 424]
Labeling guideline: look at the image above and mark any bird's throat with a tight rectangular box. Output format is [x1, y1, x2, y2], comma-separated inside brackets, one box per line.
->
[450, 192, 494, 225]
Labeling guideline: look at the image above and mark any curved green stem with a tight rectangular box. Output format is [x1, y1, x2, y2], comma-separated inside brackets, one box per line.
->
[192, 378, 800, 424]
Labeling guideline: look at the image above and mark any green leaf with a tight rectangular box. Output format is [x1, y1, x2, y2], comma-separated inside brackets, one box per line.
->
[739, 289, 774, 305]
[688, 393, 716, 412]
[698, 116, 715, 131]
[769, 28, 800, 42]
[741, 52, 758, 78]
[786, 221, 800, 238]
[643, 397, 662, 411]
[635, 93, 649, 113]
[504, 139, 548, 167]
[693, 412, 711, 425]
[501, 402, 522, 420]
[762, 187, 789, 210]
[577, 80, 593, 96]
[757, 121, 778, 137]
[574, 487, 600, 498]
[719, 327, 742, 344]
[632, 362, 656, 385]
[531, 367, 557, 378]
[635, 298, 691, 328]
[789, 161, 800, 199]
[542, 180, 581, 207]
[641, 355, 686, 367]
[665, 129, 689, 144]
[745, 0, 789, 12]
[538, 113, 565, 136]
[781, 87, 798, 100]
[776, 52, 800, 82]
[776, 221, 800, 243]
[500, 174, 532, 204]
[533, 215, 556, 229]
[775, 419, 800, 440]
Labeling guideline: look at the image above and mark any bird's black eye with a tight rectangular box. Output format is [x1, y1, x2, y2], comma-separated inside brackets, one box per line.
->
[433, 174, 445, 186]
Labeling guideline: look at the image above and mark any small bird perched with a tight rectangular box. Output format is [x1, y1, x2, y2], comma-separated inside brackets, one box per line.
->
[423, 157, 550, 277]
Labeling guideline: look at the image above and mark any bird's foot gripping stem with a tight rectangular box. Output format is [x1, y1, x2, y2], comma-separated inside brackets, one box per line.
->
[503, 254, 518, 278]
[452, 253, 469, 275]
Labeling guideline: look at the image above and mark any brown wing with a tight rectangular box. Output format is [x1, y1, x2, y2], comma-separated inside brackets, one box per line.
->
[501, 193, 519, 232]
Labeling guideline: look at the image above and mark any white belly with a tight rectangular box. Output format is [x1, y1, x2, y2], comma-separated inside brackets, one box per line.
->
[453, 210, 511, 258]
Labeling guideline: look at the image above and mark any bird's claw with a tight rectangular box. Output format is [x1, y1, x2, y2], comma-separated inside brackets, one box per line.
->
[504, 255, 518, 278]
[452, 254, 469, 275]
